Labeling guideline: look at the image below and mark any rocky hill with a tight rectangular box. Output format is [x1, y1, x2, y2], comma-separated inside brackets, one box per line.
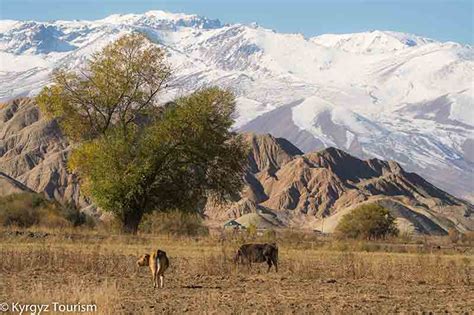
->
[0, 171, 33, 196]
[0, 98, 86, 207]
[206, 133, 473, 234]
[0, 98, 472, 234]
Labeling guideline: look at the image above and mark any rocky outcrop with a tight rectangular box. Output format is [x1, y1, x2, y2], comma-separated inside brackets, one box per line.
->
[243, 132, 303, 174]
[0, 98, 87, 207]
[0, 171, 33, 196]
[207, 134, 473, 234]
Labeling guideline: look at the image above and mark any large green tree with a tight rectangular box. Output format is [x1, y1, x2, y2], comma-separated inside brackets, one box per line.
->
[37, 33, 248, 233]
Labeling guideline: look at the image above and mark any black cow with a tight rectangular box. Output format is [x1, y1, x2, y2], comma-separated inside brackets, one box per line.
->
[234, 243, 278, 272]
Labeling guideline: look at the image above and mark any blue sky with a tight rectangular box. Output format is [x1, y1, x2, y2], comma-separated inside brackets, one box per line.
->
[1, 0, 472, 44]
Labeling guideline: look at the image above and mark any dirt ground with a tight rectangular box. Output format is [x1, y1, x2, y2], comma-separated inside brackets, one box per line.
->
[0, 231, 472, 314]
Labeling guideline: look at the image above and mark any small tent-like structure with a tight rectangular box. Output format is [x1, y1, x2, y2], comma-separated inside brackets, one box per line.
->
[223, 219, 245, 229]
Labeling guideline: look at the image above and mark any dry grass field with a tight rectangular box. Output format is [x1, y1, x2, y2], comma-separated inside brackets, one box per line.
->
[0, 228, 473, 314]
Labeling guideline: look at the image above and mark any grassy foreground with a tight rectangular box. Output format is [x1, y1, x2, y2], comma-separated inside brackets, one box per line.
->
[0, 227, 472, 314]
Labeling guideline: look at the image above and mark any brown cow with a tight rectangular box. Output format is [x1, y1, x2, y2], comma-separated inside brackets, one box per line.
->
[137, 249, 170, 288]
[234, 243, 278, 272]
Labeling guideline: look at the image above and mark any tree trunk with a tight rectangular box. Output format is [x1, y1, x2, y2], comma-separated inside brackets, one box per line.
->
[122, 210, 144, 234]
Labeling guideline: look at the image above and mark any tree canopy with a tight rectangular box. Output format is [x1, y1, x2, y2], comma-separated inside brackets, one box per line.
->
[36, 33, 248, 233]
[37, 33, 171, 141]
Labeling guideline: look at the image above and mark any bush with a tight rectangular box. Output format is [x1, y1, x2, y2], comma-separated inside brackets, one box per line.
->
[0, 193, 93, 228]
[335, 203, 399, 240]
[63, 204, 95, 228]
[139, 210, 209, 237]
[246, 223, 257, 238]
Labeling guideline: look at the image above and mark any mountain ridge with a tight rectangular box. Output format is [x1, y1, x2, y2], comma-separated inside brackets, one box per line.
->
[0, 10, 472, 201]
[0, 98, 472, 234]
[206, 133, 473, 234]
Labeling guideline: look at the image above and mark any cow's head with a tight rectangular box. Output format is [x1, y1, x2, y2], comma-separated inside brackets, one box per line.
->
[136, 254, 150, 267]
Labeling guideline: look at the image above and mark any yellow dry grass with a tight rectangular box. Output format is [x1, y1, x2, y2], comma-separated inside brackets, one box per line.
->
[0, 227, 472, 314]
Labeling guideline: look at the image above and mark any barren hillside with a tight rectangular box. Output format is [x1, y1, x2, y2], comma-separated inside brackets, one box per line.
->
[0, 98, 472, 234]
[207, 133, 473, 234]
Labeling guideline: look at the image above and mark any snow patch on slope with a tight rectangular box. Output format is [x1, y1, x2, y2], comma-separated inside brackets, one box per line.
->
[291, 96, 385, 148]
[311, 30, 435, 54]
[449, 89, 474, 126]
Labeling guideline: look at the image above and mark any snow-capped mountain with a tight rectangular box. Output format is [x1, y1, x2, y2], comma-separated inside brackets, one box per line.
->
[0, 10, 473, 200]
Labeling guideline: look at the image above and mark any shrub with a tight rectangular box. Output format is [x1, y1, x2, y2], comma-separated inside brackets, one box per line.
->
[335, 203, 399, 240]
[63, 204, 95, 228]
[0, 193, 93, 228]
[139, 210, 209, 237]
[246, 223, 257, 238]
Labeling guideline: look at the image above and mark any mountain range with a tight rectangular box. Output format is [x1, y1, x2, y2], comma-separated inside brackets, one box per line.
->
[0, 10, 472, 203]
[0, 98, 472, 234]
[206, 133, 472, 233]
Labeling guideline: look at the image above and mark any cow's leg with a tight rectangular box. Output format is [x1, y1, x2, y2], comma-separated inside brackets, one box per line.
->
[152, 266, 158, 289]
[160, 275, 164, 288]
[266, 258, 272, 272]
[150, 264, 156, 288]
[273, 258, 278, 273]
